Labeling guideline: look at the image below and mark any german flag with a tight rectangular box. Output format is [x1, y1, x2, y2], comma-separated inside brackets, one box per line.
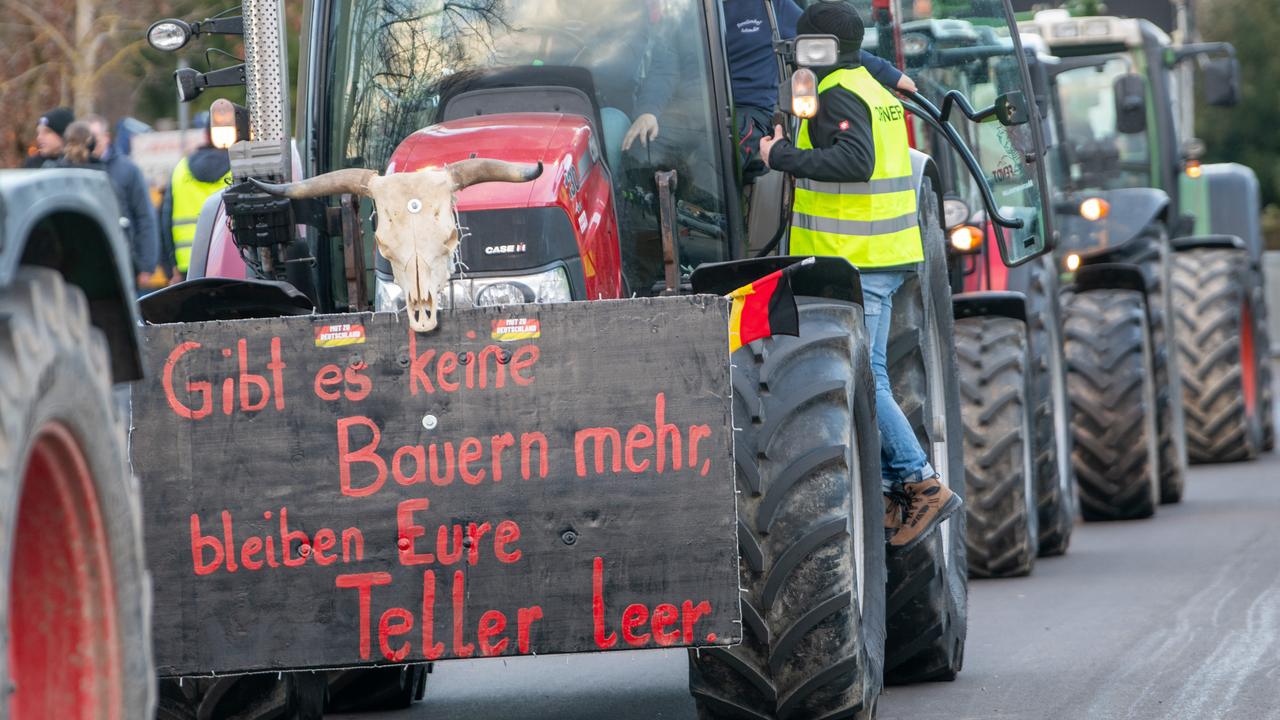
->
[727, 258, 813, 352]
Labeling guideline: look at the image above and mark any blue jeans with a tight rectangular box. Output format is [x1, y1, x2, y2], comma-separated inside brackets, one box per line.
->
[861, 271, 935, 493]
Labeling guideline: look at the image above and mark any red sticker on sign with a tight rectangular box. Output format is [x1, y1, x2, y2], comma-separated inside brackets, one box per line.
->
[315, 323, 366, 347]
[491, 318, 541, 342]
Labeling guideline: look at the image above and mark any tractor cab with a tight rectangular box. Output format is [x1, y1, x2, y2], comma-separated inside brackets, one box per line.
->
[315, 0, 734, 303]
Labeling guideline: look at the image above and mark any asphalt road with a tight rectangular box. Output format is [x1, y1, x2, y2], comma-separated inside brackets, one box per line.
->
[332, 446, 1280, 720]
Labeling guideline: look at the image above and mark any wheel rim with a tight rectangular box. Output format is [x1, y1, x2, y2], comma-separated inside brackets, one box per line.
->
[1242, 300, 1258, 420]
[10, 423, 121, 720]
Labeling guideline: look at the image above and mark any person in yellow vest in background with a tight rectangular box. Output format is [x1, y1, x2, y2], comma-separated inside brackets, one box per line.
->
[159, 112, 230, 284]
[760, 0, 960, 551]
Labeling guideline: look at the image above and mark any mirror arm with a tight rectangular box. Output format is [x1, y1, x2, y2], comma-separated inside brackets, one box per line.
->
[1171, 41, 1235, 66]
[191, 16, 244, 37]
[902, 94, 1026, 230]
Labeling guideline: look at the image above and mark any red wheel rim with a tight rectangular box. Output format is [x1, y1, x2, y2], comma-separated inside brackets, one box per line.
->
[9, 423, 122, 720]
[1242, 301, 1258, 419]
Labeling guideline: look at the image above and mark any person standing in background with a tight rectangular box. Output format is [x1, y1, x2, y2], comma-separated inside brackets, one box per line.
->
[85, 115, 161, 292]
[158, 113, 231, 284]
[23, 108, 74, 168]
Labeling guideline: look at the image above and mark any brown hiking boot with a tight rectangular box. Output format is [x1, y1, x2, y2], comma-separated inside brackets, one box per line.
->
[884, 491, 907, 543]
[890, 475, 962, 551]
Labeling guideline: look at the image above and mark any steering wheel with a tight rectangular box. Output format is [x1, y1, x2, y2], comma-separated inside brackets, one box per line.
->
[511, 24, 591, 66]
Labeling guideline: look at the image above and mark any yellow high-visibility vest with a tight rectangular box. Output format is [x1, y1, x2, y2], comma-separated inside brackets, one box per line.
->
[790, 66, 923, 268]
[170, 157, 229, 272]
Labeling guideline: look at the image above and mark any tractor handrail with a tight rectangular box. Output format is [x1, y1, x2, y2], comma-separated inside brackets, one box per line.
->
[900, 89, 1026, 230]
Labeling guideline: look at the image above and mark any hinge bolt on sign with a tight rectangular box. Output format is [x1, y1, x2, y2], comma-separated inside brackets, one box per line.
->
[422, 413, 438, 430]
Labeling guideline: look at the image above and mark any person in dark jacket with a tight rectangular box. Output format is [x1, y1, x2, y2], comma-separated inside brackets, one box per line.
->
[85, 115, 161, 290]
[158, 116, 231, 283]
[23, 107, 74, 168]
[760, 1, 962, 551]
[723, 0, 916, 183]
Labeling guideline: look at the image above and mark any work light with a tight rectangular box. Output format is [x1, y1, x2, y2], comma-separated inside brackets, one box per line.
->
[147, 19, 192, 51]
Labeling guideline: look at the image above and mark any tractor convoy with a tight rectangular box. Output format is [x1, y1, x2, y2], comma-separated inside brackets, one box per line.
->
[0, 1, 1270, 719]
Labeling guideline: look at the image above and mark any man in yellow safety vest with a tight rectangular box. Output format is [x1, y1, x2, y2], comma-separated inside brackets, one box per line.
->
[760, 0, 960, 551]
[159, 113, 230, 283]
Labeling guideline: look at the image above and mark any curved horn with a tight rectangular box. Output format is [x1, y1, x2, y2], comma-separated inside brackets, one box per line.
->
[446, 159, 543, 191]
[249, 168, 377, 199]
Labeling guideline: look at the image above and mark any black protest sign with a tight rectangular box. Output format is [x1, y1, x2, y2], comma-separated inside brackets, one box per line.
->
[130, 296, 740, 676]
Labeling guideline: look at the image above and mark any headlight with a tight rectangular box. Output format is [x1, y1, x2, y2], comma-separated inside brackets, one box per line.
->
[378, 267, 574, 313]
[147, 19, 192, 52]
[943, 199, 971, 230]
[1079, 197, 1110, 222]
[794, 35, 839, 68]
[791, 68, 819, 119]
[375, 273, 405, 312]
[1065, 253, 1081, 272]
[949, 226, 984, 253]
[476, 281, 532, 306]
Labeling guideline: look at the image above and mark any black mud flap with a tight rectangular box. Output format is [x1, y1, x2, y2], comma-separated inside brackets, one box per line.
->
[139, 277, 315, 324]
[691, 256, 863, 306]
[1069, 263, 1148, 296]
[952, 291, 1027, 323]
[1171, 234, 1247, 252]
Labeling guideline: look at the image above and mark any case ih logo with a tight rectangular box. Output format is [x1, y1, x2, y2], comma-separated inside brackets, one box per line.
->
[491, 318, 541, 342]
[485, 243, 527, 255]
[314, 323, 366, 347]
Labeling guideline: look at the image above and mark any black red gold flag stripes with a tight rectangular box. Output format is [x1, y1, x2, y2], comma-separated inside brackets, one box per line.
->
[727, 257, 814, 352]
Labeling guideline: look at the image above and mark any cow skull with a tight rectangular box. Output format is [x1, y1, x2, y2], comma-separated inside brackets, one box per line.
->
[251, 159, 543, 332]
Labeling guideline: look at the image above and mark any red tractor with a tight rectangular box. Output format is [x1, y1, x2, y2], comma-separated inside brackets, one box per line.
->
[135, 0, 1054, 717]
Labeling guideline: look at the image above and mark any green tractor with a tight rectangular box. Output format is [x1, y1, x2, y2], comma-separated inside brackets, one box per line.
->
[1020, 10, 1272, 523]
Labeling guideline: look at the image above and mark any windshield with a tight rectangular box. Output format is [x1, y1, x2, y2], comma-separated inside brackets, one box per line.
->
[1053, 57, 1150, 192]
[320, 0, 730, 293]
[853, 1, 1049, 264]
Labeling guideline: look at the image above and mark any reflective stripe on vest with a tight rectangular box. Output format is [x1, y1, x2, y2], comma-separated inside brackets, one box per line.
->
[170, 157, 229, 272]
[790, 66, 923, 268]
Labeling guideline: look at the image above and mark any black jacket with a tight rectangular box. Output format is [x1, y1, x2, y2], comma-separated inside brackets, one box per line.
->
[767, 64, 877, 183]
[102, 149, 161, 276]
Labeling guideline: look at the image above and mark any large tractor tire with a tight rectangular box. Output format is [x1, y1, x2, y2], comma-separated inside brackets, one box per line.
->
[1062, 289, 1160, 521]
[883, 177, 967, 684]
[688, 299, 886, 719]
[0, 268, 155, 719]
[326, 664, 429, 712]
[955, 317, 1038, 578]
[1253, 270, 1276, 452]
[1172, 247, 1269, 463]
[156, 673, 327, 720]
[1022, 257, 1074, 556]
[1109, 226, 1186, 502]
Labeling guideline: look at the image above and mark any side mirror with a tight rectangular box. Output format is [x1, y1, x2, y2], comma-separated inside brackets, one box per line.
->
[1113, 73, 1147, 135]
[1204, 57, 1241, 107]
[993, 91, 1031, 127]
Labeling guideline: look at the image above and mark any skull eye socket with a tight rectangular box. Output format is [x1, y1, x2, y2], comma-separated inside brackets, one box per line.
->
[407, 198, 423, 213]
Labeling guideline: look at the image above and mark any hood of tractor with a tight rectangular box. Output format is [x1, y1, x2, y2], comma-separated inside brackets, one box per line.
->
[1055, 186, 1169, 258]
[387, 113, 595, 213]
[379, 111, 623, 302]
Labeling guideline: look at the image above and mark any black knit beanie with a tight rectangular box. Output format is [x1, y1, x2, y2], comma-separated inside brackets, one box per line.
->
[796, 1, 866, 54]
